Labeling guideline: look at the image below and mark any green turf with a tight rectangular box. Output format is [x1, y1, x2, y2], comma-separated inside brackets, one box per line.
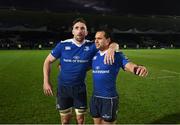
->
[0, 49, 180, 124]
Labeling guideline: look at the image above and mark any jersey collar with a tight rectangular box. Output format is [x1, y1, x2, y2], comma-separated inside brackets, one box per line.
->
[98, 50, 108, 56]
[72, 38, 86, 47]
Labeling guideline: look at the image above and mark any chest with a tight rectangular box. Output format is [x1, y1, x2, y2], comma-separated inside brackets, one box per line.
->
[92, 55, 113, 70]
[61, 45, 93, 59]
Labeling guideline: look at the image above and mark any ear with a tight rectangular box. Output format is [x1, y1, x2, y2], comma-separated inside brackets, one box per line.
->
[72, 28, 74, 35]
[85, 30, 88, 36]
[107, 38, 111, 45]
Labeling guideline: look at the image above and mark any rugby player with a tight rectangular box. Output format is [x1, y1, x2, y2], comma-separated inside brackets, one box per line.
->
[43, 18, 119, 124]
[90, 29, 148, 124]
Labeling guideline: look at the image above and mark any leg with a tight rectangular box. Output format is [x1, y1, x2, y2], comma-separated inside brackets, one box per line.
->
[57, 85, 74, 124]
[75, 108, 86, 124]
[93, 117, 102, 124]
[101, 119, 116, 124]
[76, 114, 85, 125]
[60, 114, 72, 124]
[101, 97, 119, 124]
[59, 107, 73, 124]
[73, 85, 87, 124]
[90, 96, 101, 124]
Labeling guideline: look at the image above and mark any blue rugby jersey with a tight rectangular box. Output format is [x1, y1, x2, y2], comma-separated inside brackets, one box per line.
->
[92, 51, 129, 97]
[51, 38, 97, 86]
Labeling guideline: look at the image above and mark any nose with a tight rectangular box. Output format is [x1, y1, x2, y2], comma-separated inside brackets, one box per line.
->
[77, 29, 81, 34]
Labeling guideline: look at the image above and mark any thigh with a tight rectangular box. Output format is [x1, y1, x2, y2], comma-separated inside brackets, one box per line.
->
[73, 84, 87, 109]
[90, 96, 100, 118]
[56, 85, 73, 110]
[56, 96, 73, 110]
[101, 97, 119, 122]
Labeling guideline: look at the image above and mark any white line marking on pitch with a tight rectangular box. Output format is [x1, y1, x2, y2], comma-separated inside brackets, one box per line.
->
[161, 70, 180, 75]
[148, 75, 177, 80]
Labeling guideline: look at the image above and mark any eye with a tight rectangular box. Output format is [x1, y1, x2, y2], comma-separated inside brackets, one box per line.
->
[81, 27, 85, 30]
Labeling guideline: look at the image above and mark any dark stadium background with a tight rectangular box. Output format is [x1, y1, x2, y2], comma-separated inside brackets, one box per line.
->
[0, 0, 180, 49]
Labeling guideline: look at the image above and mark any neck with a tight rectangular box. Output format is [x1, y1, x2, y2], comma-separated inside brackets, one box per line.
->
[73, 38, 84, 45]
[99, 46, 109, 53]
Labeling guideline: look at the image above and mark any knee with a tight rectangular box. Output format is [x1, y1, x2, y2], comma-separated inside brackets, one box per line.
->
[75, 109, 86, 124]
[59, 108, 72, 124]
[61, 118, 70, 124]
[76, 116, 84, 124]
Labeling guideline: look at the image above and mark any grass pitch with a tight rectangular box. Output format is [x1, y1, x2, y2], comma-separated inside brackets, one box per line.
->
[0, 49, 180, 124]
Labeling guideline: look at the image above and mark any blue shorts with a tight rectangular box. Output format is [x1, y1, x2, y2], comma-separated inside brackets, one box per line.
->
[90, 95, 119, 122]
[56, 84, 87, 110]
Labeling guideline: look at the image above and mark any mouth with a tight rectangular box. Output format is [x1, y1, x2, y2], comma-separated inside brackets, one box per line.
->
[76, 35, 84, 39]
[77, 34, 83, 37]
[95, 43, 100, 47]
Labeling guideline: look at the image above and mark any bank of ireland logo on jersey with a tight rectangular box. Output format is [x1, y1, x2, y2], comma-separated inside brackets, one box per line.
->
[84, 46, 90, 51]
[73, 56, 80, 60]
[65, 46, 71, 50]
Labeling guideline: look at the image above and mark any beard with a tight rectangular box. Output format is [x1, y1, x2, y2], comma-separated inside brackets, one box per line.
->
[95, 43, 101, 49]
[74, 35, 85, 43]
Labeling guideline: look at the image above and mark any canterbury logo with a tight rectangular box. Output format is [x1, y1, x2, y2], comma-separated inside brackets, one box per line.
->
[65, 46, 71, 50]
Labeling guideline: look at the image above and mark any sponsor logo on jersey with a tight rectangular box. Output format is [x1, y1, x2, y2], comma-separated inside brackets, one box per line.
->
[84, 46, 90, 51]
[93, 56, 97, 60]
[93, 66, 110, 74]
[65, 46, 71, 50]
[73, 56, 80, 60]
[95, 66, 100, 70]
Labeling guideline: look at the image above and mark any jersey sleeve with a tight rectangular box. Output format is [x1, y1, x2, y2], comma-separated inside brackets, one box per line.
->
[117, 52, 129, 70]
[51, 41, 62, 59]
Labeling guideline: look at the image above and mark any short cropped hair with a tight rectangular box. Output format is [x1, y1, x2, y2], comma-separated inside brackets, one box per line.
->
[96, 28, 112, 39]
[72, 18, 87, 27]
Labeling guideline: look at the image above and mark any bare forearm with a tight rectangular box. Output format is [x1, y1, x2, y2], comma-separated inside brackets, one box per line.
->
[43, 60, 52, 83]
[43, 54, 56, 96]
[125, 62, 137, 73]
[125, 62, 148, 77]
[43, 54, 56, 83]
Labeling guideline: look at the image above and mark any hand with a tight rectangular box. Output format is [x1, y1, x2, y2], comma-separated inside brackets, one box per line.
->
[43, 82, 54, 96]
[104, 48, 115, 65]
[134, 66, 148, 77]
[57, 63, 61, 69]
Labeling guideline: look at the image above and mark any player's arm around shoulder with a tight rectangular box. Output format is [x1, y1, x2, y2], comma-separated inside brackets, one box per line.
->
[104, 42, 119, 65]
[124, 62, 148, 77]
[43, 54, 57, 96]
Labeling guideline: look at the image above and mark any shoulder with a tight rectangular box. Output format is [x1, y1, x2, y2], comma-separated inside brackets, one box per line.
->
[85, 39, 93, 43]
[61, 39, 73, 44]
[92, 52, 100, 60]
[115, 52, 128, 59]
[84, 39, 94, 45]
[55, 39, 73, 48]
[115, 52, 123, 56]
[116, 51, 127, 56]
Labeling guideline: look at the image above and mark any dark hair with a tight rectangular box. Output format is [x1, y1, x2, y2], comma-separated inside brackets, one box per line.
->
[97, 28, 112, 39]
[72, 18, 87, 27]
[96, 27, 117, 44]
